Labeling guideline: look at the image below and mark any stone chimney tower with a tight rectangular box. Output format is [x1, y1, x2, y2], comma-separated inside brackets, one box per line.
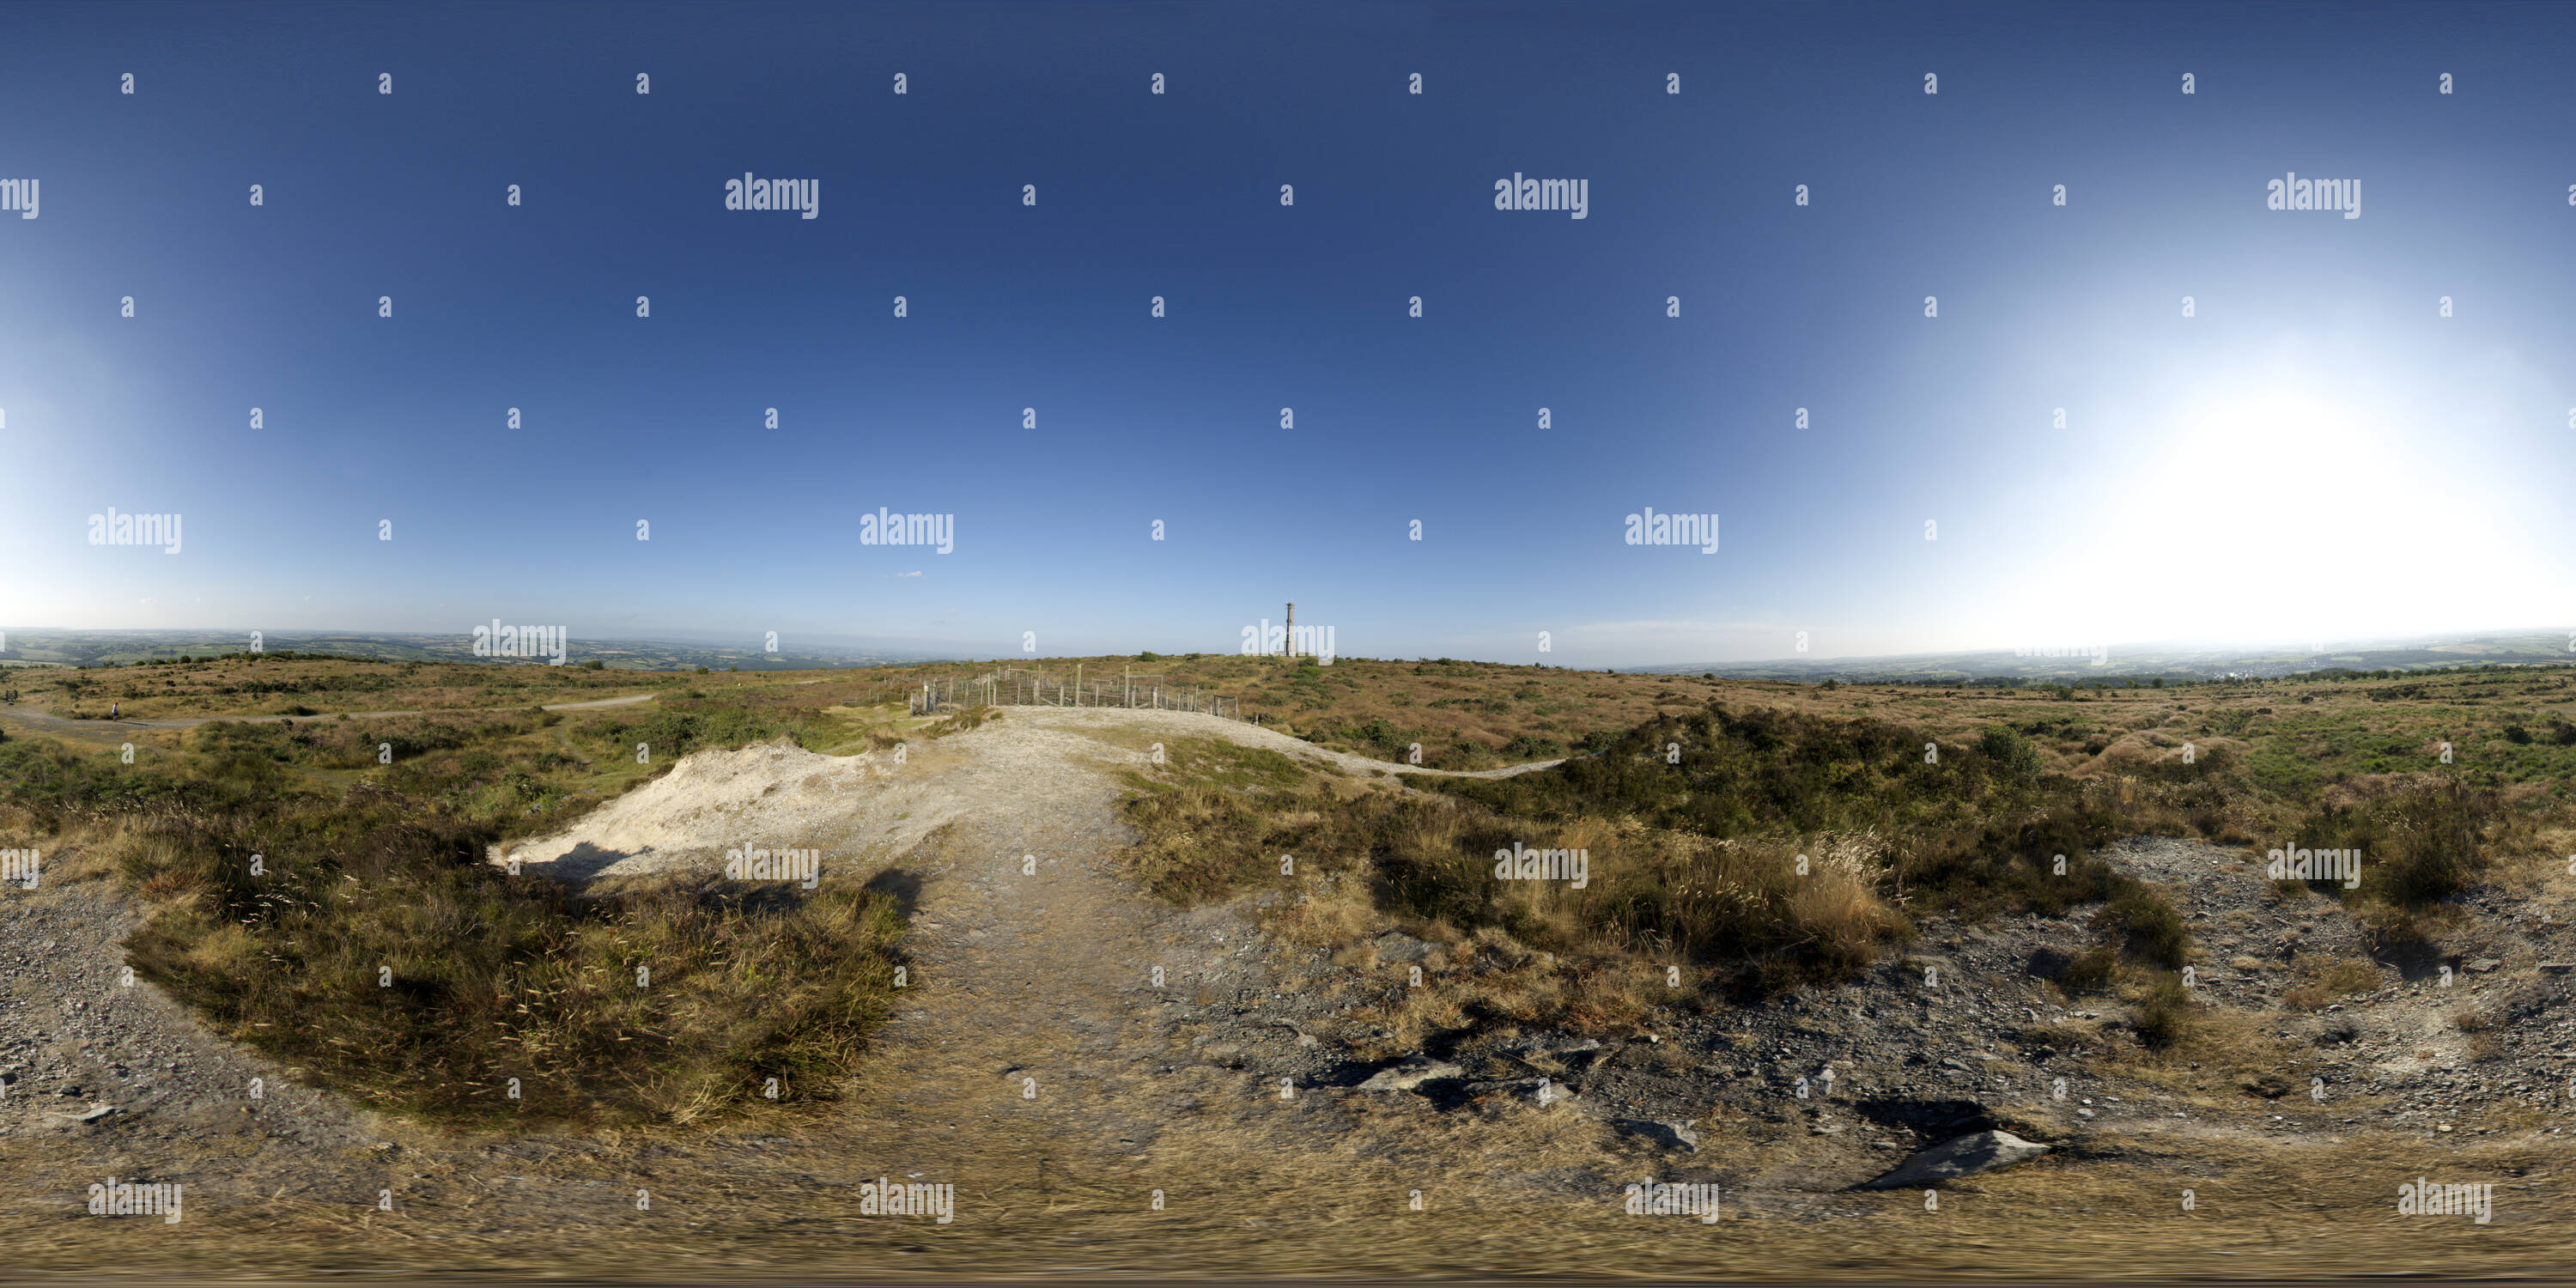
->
[1284, 603, 1295, 660]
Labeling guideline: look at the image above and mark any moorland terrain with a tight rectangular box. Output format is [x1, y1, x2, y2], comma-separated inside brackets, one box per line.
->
[3, 647, 2574, 1278]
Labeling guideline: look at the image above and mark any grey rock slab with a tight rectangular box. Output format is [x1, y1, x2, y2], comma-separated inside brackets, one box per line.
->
[42, 1101, 117, 1127]
[1370, 932, 1436, 963]
[1612, 1118, 1702, 1152]
[1856, 1129, 2050, 1189]
[1355, 1055, 1466, 1091]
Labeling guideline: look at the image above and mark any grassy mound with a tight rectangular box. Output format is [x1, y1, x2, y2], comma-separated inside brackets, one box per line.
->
[1121, 703, 2194, 1004]
[0, 720, 908, 1130]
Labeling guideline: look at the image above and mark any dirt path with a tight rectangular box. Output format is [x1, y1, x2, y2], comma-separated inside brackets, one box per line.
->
[493, 706, 1610, 1223]
[986, 705, 1569, 778]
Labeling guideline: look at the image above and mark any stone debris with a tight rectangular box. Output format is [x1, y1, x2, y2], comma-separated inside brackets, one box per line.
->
[1355, 1054, 1465, 1092]
[1612, 1117, 1702, 1152]
[1857, 1130, 2050, 1189]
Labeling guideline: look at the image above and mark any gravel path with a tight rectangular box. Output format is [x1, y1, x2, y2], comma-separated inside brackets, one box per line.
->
[997, 705, 1567, 778]
[0, 851, 380, 1189]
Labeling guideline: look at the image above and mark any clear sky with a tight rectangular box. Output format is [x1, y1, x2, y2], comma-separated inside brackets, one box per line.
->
[3, 1, 2572, 667]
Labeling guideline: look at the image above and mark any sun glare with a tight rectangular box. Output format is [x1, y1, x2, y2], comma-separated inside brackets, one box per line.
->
[2002, 381, 2539, 649]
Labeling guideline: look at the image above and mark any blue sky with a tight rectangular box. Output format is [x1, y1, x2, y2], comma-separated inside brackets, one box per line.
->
[3, 0, 2573, 667]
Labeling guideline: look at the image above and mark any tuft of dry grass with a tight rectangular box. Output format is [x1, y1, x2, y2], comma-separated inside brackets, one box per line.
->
[2281, 953, 2384, 1009]
[2129, 972, 2195, 1049]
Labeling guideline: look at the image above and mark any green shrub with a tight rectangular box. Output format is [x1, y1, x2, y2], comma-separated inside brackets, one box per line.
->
[2298, 779, 2505, 906]
[1351, 718, 1408, 758]
[1978, 725, 2044, 776]
[2132, 973, 2193, 1049]
[1440, 702, 2035, 836]
[2102, 881, 2188, 969]
[2059, 945, 2118, 993]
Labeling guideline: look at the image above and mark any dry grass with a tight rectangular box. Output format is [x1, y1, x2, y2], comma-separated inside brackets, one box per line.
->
[15, 655, 2576, 1279]
[104, 806, 908, 1128]
[0, 716, 913, 1131]
[2281, 953, 2385, 1010]
[10, 1113, 2570, 1281]
[2128, 972, 2196, 1049]
[1126, 755, 1910, 985]
[16, 653, 691, 720]
[1112, 694, 2249, 1058]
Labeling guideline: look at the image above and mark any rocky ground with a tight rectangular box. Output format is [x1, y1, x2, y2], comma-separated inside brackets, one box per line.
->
[3, 707, 2573, 1278]
[0, 856, 377, 1170]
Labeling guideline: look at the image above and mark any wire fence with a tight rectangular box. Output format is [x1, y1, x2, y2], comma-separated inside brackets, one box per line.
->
[907, 665, 1244, 721]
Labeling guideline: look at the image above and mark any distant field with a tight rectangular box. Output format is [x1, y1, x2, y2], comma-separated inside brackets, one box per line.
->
[1638, 630, 2576, 683]
[9, 648, 2575, 791]
[855, 652, 2576, 792]
[3, 653, 696, 720]
[0, 629, 921, 672]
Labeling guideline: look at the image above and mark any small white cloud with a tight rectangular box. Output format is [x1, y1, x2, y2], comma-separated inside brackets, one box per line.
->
[895, 570, 923, 578]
